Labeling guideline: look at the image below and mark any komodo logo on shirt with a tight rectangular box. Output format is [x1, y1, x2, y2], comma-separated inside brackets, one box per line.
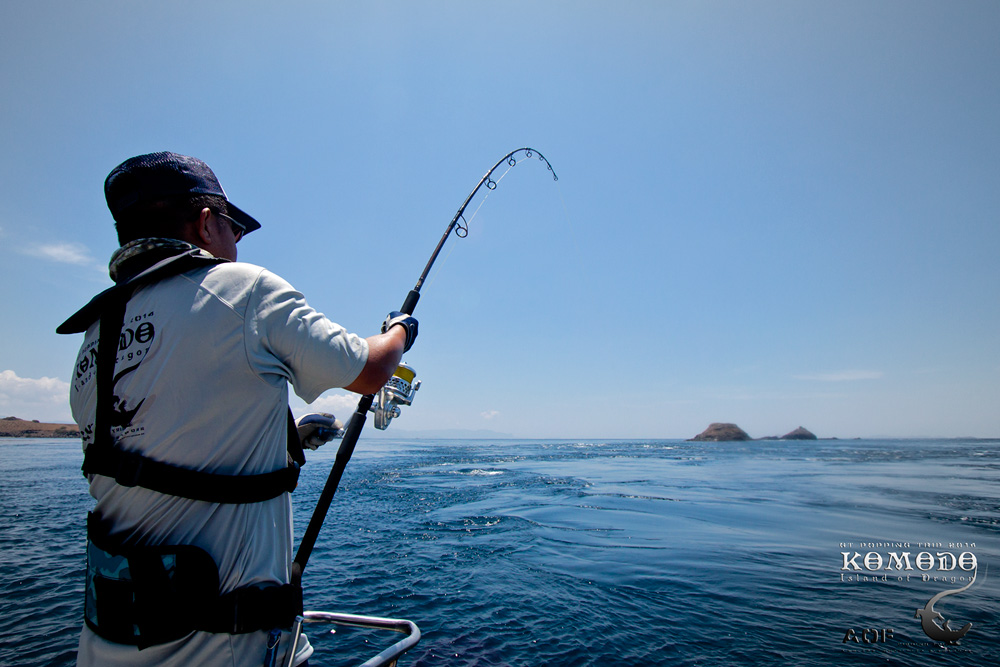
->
[75, 313, 156, 382]
[75, 312, 157, 443]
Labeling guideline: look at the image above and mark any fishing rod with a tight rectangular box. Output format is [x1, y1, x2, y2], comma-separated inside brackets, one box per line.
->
[291, 147, 558, 587]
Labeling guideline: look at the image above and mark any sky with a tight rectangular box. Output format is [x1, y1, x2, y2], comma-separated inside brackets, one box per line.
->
[1, 1, 998, 439]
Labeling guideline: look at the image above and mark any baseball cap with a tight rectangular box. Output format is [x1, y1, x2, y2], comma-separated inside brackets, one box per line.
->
[104, 152, 261, 235]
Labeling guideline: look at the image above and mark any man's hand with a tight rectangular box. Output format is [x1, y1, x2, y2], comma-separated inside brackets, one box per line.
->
[381, 311, 418, 353]
[295, 412, 344, 450]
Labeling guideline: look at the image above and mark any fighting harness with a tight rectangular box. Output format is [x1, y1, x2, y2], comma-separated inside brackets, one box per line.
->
[59, 250, 304, 648]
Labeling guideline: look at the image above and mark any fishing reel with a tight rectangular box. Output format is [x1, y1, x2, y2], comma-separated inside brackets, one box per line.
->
[371, 362, 420, 430]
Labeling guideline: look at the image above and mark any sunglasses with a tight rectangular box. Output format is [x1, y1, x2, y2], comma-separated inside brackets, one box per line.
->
[215, 211, 246, 243]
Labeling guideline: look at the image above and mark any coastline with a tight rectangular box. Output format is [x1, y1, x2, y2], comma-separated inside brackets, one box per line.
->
[0, 417, 80, 438]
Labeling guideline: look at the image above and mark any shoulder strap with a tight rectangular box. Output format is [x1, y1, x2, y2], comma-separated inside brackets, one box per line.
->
[58, 250, 225, 335]
[85, 287, 130, 478]
[287, 407, 305, 467]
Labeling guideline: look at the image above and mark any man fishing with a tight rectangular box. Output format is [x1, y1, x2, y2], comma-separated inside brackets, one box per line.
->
[58, 151, 418, 666]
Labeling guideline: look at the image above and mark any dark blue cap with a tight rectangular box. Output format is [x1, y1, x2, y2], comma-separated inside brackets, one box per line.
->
[104, 152, 261, 235]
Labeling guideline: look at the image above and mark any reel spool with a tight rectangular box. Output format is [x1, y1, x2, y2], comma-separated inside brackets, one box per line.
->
[371, 362, 420, 430]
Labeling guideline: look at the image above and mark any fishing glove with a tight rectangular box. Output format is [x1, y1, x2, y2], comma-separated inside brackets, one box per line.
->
[295, 412, 344, 450]
[381, 311, 418, 353]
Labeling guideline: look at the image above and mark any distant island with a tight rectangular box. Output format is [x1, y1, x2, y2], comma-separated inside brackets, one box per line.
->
[0, 416, 81, 438]
[688, 423, 820, 442]
[689, 423, 752, 441]
[760, 426, 818, 441]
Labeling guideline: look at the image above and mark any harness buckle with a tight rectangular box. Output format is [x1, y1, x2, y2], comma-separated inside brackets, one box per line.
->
[113, 450, 145, 487]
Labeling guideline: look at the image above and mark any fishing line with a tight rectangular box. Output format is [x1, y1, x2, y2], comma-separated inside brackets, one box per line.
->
[422, 194, 490, 292]
[421, 232, 459, 293]
[424, 157, 544, 292]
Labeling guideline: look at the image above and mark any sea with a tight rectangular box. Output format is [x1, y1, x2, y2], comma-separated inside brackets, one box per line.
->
[1, 436, 998, 666]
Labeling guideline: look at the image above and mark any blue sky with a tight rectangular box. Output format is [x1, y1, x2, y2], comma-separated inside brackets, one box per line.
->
[1, 1, 997, 439]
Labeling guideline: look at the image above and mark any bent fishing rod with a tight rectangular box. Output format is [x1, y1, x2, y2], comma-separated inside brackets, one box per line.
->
[292, 147, 558, 586]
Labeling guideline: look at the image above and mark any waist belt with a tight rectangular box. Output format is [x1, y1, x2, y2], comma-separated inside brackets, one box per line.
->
[84, 447, 300, 504]
[85, 514, 302, 649]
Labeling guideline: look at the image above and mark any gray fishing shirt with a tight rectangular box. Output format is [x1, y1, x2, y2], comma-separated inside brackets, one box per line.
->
[71, 260, 368, 666]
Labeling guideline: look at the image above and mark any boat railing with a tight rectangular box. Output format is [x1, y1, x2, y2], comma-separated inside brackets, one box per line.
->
[286, 610, 421, 667]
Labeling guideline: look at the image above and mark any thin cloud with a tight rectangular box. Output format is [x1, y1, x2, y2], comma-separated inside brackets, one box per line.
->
[481, 410, 500, 420]
[24, 242, 95, 266]
[794, 370, 884, 382]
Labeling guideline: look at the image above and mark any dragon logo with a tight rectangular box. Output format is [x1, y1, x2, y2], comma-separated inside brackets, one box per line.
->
[914, 567, 979, 644]
[110, 363, 145, 429]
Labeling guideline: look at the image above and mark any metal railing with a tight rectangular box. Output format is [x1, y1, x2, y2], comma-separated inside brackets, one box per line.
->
[286, 611, 421, 667]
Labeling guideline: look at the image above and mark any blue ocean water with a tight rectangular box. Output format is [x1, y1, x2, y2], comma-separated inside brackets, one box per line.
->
[0, 436, 997, 666]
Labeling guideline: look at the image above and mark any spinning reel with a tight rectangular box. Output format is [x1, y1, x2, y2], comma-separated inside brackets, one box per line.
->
[370, 362, 420, 430]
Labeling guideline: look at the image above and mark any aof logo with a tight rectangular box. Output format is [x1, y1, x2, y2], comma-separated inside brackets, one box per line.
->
[842, 628, 893, 644]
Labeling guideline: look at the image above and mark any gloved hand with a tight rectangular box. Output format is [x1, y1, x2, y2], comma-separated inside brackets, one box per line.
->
[381, 311, 418, 353]
[295, 412, 344, 450]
